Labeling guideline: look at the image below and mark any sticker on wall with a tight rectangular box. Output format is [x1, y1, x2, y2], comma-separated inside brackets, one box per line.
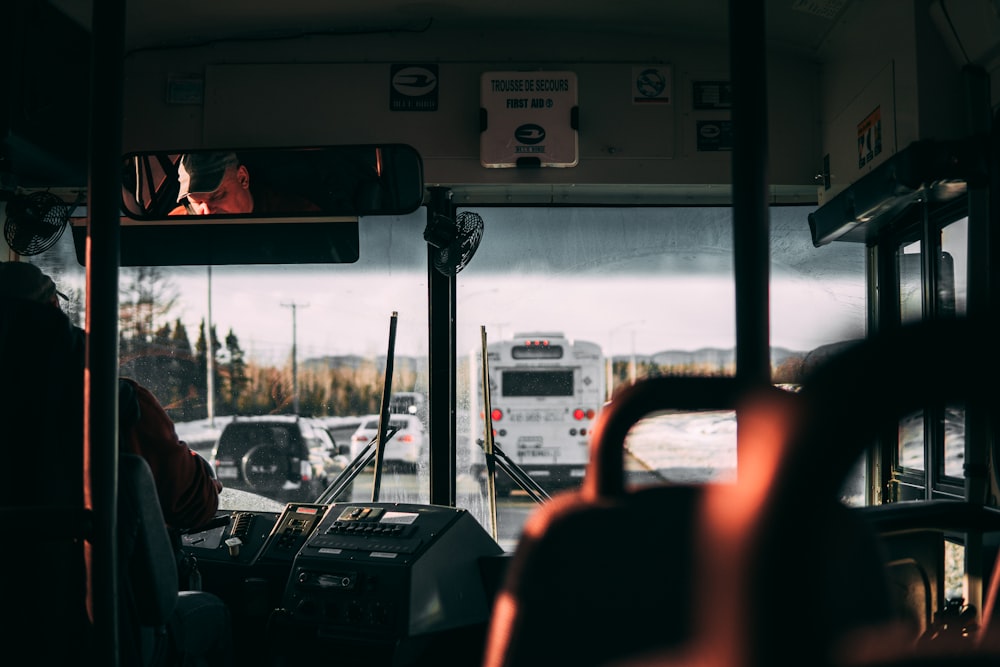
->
[390, 64, 439, 111]
[692, 81, 731, 110]
[857, 106, 882, 168]
[696, 120, 732, 151]
[632, 65, 672, 104]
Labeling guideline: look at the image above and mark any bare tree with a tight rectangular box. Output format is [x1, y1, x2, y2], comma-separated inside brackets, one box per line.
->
[119, 267, 179, 346]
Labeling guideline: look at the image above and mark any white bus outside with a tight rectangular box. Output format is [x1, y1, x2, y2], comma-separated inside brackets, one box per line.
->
[470, 332, 606, 496]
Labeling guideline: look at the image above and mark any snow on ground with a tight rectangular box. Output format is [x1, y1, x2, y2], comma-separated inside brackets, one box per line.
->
[174, 415, 235, 453]
[624, 411, 738, 483]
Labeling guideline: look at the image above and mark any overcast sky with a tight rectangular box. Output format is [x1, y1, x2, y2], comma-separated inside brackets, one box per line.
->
[45, 204, 867, 365]
[160, 205, 867, 364]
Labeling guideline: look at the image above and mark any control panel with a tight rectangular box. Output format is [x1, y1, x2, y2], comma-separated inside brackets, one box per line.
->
[277, 502, 503, 656]
[181, 510, 277, 565]
[305, 504, 423, 556]
[258, 503, 329, 563]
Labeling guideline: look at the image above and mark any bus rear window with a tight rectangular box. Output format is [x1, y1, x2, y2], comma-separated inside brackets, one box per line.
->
[502, 370, 574, 396]
[511, 345, 564, 360]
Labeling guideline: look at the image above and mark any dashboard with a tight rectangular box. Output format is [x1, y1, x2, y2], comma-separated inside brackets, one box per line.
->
[181, 501, 509, 666]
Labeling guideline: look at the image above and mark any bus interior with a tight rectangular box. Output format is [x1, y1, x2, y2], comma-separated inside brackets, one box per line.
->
[2, 0, 999, 666]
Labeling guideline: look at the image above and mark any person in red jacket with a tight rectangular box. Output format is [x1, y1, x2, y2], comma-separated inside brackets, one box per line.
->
[118, 376, 222, 529]
[0, 261, 222, 530]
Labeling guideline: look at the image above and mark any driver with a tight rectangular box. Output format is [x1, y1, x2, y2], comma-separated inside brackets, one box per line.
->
[170, 151, 321, 215]
[0, 261, 222, 531]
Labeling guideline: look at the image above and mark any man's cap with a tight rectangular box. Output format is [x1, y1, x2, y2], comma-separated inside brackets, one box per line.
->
[177, 152, 240, 201]
[0, 261, 68, 304]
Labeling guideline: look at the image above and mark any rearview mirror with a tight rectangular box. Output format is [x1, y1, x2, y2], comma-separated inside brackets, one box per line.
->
[121, 144, 424, 219]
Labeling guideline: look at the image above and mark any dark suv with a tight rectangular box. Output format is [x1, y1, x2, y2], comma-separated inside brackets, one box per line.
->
[211, 416, 352, 503]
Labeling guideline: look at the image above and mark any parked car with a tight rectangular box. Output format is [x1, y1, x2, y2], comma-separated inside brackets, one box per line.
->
[349, 413, 425, 472]
[316, 416, 364, 457]
[211, 415, 352, 503]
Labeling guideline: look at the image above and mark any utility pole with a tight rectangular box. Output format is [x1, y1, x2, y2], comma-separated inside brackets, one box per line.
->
[206, 266, 215, 426]
[281, 301, 309, 414]
[607, 319, 645, 399]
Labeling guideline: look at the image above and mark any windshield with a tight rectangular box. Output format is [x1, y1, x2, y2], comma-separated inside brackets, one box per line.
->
[35, 204, 864, 550]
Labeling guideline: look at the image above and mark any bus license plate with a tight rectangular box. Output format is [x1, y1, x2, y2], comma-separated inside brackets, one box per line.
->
[217, 466, 239, 479]
[518, 447, 556, 459]
[517, 447, 556, 459]
[509, 411, 560, 423]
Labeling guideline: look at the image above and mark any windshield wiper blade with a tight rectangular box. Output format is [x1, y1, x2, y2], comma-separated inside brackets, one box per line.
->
[476, 440, 551, 505]
[317, 426, 399, 504]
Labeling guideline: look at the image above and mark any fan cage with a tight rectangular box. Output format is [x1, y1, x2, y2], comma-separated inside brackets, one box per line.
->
[432, 211, 484, 276]
[3, 191, 70, 256]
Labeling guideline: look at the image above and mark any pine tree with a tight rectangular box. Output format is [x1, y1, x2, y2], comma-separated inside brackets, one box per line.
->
[154, 322, 172, 345]
[223, 328, 249, 413]
[171, 318, 191, 355]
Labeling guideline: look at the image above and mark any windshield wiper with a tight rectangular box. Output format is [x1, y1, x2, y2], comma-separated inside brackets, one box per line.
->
[317, 425, 400, 504]
[318, 311, 400, 504]
[477, 325, 551, 543]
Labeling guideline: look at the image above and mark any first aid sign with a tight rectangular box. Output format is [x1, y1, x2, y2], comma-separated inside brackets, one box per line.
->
[480, 71, 578, 168]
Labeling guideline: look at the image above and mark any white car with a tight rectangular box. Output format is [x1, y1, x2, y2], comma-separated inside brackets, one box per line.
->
[349, 413, 425, 472]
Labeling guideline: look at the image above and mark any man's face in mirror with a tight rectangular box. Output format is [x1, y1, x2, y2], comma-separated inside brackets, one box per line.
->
[185, 164, 254, 215]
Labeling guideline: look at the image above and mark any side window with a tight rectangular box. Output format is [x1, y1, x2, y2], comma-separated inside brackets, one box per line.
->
[941, 220, 967, 316]
[888, 212, 967, 501]
[898, 410, 925, 471]
[898, 240, 923, 325]
[940, 219, 967, 480]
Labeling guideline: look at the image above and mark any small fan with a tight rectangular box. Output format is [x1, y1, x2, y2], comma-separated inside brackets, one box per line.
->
[423, 210, 484, 276]
[3, 191, 73, 256]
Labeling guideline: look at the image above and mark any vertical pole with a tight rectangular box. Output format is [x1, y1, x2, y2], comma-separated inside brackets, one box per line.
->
[291, 305, 298, 414]
[730, 0, 771, 391]
[730, 4, 775, 664]
[629, 330, 637, 384]
[206, 266, 215, 425]
[606, 331, 614, 399]
[426, 187, 457, 507]
[86, 0, 126, 664]
[960, 63, 993, 626]
[282, 302, 308, 414]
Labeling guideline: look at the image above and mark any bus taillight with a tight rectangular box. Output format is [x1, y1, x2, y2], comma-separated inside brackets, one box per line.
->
[573, 408, 597, 420]
[491, 408, 503, 421]
[523, 338, 550, 346]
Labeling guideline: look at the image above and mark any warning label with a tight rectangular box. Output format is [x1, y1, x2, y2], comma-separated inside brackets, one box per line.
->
[632, 65, 672, 104]
[857, 106, 882, 168]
